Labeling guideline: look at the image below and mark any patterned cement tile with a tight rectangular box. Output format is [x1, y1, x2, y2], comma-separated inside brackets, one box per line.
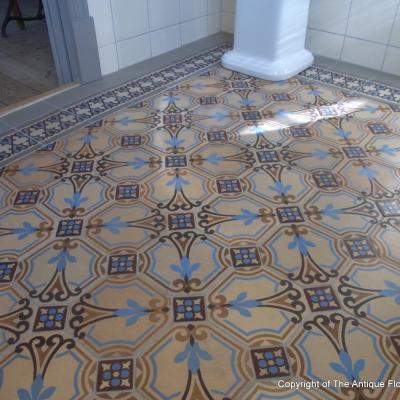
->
[0, 58, 400, 400]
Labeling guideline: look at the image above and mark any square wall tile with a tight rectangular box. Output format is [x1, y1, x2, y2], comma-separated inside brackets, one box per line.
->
[88, 0, 115, 47]
[111, 0, 149, 41]
[181, 17, 208, 45]
[308, 0, 351, 35]
[148, 0, 180, 31]
[117, 34, 151, 69]
[208, 13, 221, 35]
[306, 29, 344, 59]
[208, 0, 221, 14]
[222, 11, 234, 34]
[98, 44, 119, 75]
[383, 46, 400, 76]
[341, 37, 386, 70]
[180, 0, 207, 22]
[347, 0, 398, 43]
[151, 25, 182, 57]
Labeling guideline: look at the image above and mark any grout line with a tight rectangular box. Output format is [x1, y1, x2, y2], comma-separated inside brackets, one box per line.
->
[108, 0, 120, 71]
[339, 0, 353, 60]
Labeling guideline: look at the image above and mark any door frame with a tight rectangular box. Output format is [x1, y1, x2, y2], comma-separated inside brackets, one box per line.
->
[43, 0, 101, 85]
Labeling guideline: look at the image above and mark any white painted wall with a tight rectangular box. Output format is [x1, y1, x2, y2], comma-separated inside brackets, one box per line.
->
[88, 0, 221, 75]
[222, 0, 400, 76]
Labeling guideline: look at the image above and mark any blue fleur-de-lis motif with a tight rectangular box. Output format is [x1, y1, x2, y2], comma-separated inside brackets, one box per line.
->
[380, 281, 400, 304]
[165, 137, 185, 148]
[48, 249, 77, 271]
[269, 181, 292, 196]
[127, 157, 147, 170]
[335, 129, 352, 140]
[249, 126, 265, 136]
[17, 375, 56, 400]
[116, 117, 134, 126]
[233, 208, 259, 226]
[275, 108, 291, 117]
[163, 95, 179, 103]
[308, 89, 322, 96]
[204, 153, 223, 165]
[81, 134, 97, 144]
[362, 105, 378, 113]
[20, 164, 39, 176]
[174, 341, 212, 374]
[330, 350, 365, 382]
[358, 165, 378, 180]
[166, 175, 190, 191]
[212, 112, 228, 121]
[240, 98, 254, 107]
[311, 149, 329, 160]
[378, 144, 399, 156]
[13, 222, 38, 240]
[64, 193, 88, 208]
[191, 83, 207, 89]
[103, 216, 128, 234]
[229, 292, 260, 317]
[170, 256, 200, 279]
[114, 299, 147, 326]
[288, 235, 316, 256]
[320, 204, 342, 220]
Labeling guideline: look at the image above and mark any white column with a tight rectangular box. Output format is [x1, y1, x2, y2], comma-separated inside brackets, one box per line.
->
[222, 0, 314, 81]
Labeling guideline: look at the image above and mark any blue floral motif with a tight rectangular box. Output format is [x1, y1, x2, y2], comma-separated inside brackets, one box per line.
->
[269, 181, 292, 196]
[191, 83, 207, 89]
[163, 95, 179, 103]
[17, 375, 56, 400]
[249, 126, 265, 136]
[48, 249, 77, 271]
[204, 154, 223, 165]
[378, 144, 399, 157]
[20, 164, 39, 176]
[240, 98, 254, 107]
[335, 129, 352, 140]
[311, 149, 329, 160]
[308, 89, 322, 96]
[380, 281, 400, 304]
[127, 157, 147, 170]
[170, 256, 200, 279]
[64, 193, 88, 208]
[13, 222, 38, 240]
[329, 350, 365, 382]
[165, 137, 185, 148]
[288, 235, 316, 256]
[358, 166, 378, 180]
[228, 292, 259, 317]
[233, 208, 259, 226]
[116, 117, 134, 126]
[166, 175, 190, 191]
[211, 112, 228, 121]
[275, 109, 291, 117]
[81, 134, 97, 144]
[103, 217, 128, 234]
[320, 204, 342, 220]
[114, 299, 147, 325]
[174, 342, 212, 374]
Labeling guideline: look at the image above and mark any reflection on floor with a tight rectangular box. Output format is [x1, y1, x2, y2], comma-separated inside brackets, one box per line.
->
[0, 0, 57, 109]
[0, 62, 400, 400]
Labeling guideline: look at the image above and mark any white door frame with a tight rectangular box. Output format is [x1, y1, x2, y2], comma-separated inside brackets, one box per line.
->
[43, 0, 101, 84]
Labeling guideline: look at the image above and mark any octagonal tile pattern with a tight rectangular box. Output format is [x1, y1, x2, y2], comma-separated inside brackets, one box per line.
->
[0, 58, 400, 400]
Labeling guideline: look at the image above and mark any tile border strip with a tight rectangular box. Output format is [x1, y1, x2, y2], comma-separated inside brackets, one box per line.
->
[1, 44, 400, 165]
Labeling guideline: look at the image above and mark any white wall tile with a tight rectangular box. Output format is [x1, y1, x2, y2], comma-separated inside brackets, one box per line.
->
[342, 37, 386, 70]
[308, 0, 351, 35]
[111, 0, 149, 41]
[98, 44, 119, 75]
[151, 25, 182, 56]
[347, 0, 398, 43]
[222, 0, 235, 13]
[208, 0, 221, 14]
[208, 13, 221, 35]
[390, 10, 400, 47]
[87, 0, 115, 47]
[383, 46, 400, 75]
[181, 16, 208, 45]
[221, 11, 234, 34]
[306, 29, 344, 59]
[180, 0, 207, 22]
[116, 34, 151, 69]
[148, 0, 180, 31]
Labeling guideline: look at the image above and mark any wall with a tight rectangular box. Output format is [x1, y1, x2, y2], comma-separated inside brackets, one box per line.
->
[88, 0, 221, 75]
[221, 0, 400, 76]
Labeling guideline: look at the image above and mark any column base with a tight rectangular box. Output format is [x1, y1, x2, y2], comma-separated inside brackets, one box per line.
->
[221, 49, 314, 81]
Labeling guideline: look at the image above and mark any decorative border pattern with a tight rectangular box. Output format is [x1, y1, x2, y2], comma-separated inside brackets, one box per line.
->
[1, 43, 399, 165]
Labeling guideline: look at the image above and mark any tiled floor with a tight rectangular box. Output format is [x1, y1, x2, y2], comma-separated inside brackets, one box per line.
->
[0, 45, 400, 400]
